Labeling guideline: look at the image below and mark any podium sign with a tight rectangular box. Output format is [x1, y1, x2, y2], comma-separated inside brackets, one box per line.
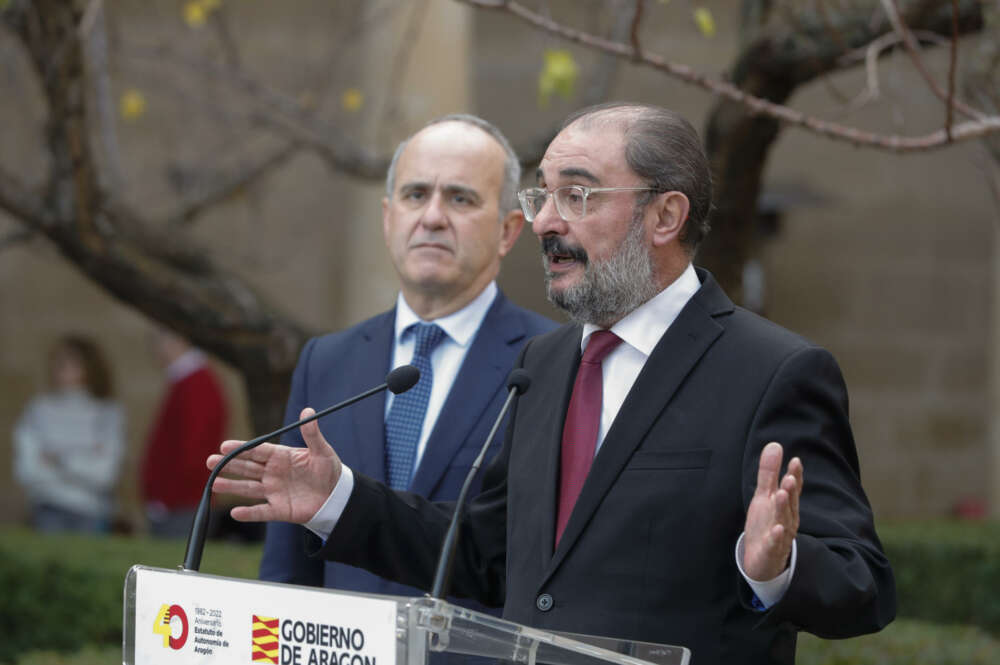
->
[124, 566, 689, 665]
[125, 567, 398, 665]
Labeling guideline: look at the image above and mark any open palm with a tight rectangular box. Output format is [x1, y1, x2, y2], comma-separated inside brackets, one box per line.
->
[742, 441, 803, 581]
[207, 408, 342, 524]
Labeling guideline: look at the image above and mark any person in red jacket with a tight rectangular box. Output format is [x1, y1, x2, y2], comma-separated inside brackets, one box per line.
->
[141, 328, 228, 538]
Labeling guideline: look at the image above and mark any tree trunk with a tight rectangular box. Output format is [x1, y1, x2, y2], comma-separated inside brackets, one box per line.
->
[701, 0, 984, 300]
[5, 0, 313, 432]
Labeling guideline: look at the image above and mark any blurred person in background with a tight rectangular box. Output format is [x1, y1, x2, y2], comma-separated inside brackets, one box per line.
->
[14, 334, 125, 533]
[140, 328, 228, 538]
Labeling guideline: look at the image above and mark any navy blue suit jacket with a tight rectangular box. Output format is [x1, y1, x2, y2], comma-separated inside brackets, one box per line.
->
[259, 290, 556, 602]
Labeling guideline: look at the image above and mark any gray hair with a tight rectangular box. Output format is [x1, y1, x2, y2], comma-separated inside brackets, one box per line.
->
[385, 114, 521, 218]
[562, 103, 713, 253]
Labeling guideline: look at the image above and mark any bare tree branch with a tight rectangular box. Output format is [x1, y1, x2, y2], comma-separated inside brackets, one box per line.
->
[880, 0, 986, 122]
[945, 0, 960, 139]
[0, 164, 52, 229]
[208, 4, 243, 72]
[164, 142, 300, 228]
[511, 0, 637, 167]
[4, 0, 313, 431]
[123, 43, 391, 178]
[79, 0, 124, 189]
[125, 0, 630, 184]
[834, 29, 951, 113]
[816, 0, 851, 54]
[111, 6, 416, 227]
[629, 0, 643, 61]
[458, 0, 997, 151]
[378, 0, 431, 137]
[0, 227, 35, 252]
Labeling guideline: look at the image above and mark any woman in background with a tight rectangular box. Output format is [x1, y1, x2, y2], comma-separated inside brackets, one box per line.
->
[13, 335, 125, 533]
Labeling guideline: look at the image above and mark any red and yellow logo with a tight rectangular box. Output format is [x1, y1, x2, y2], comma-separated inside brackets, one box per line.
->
[252, 615, 279, 664]
[153, 604, 189, 650]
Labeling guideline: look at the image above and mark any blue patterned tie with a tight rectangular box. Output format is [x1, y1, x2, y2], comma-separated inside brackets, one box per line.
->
[385, 322, 447, 490]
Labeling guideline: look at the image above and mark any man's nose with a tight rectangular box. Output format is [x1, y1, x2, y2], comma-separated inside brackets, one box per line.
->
[419, 191, 447, 228]
[530, 194, 567, 237]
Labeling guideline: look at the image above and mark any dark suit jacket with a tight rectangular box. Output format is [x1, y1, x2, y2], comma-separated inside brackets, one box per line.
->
[260, 291, 556, 602]
[318, 269, 896, 665]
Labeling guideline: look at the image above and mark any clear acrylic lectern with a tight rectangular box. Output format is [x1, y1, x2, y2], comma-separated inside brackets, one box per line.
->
[124, 566, 689, 665]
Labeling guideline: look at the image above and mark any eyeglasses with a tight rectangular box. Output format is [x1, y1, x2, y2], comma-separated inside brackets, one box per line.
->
[517, 185, 660, 222]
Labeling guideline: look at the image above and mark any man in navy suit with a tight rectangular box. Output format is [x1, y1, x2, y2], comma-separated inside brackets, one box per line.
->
[258, 114, 556, 598]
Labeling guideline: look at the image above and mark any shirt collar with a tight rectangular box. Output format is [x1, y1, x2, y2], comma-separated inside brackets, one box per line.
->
[166, 348, 207, 383]
[581, 262, 700, 356]
[394, 281, 498, 348]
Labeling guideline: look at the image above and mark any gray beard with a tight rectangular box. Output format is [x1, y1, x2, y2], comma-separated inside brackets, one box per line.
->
[544, 213, 659, 328]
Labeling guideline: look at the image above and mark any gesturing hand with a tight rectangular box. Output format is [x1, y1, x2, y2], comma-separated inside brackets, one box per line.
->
[743, 441, 803, 581]
[206, 408, 342, 524]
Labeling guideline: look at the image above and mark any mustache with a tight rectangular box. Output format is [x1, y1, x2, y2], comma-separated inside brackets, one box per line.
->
[540, 236, 588, 264]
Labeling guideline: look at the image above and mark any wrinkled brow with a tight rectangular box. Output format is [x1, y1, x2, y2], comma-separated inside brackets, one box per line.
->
[535, 166, 600, 185]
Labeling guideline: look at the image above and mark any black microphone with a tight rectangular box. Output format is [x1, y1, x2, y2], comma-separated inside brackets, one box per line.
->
[429, 369, 531, 599]
[182, 364, 421, 571]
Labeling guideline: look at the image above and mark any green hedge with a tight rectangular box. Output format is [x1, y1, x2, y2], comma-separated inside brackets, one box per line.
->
[797, 618, 1000, 665]
[879, 521, 1000, 633]
[0, 528, 261, 664]
[1, 522, 999, 663]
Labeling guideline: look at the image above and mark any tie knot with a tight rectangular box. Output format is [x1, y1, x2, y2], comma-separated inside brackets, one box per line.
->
[411, 322, 446, 358]
[582, 330, 622, 365]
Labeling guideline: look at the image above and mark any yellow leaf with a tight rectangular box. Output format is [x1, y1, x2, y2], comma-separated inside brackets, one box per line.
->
[202, 0, 221, 9]
[184, 2, 208, 28]
[693, 7, 716, 37]
[119, 89, 147, 121]
[537, 49, 579, 108]
[341, 88, 364, 113]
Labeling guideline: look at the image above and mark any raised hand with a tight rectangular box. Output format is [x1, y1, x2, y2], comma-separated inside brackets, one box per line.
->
[207, 408, 342, 524]
[742, 441, 803, 581]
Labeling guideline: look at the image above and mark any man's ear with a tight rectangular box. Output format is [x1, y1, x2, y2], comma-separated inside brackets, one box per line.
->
[651, 191, 690, 248]
[381, 197, 390, 243]
[497, 209, 525, 258]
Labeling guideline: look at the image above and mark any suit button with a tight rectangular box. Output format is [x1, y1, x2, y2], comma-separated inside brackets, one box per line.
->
[536, 593, 553, 612]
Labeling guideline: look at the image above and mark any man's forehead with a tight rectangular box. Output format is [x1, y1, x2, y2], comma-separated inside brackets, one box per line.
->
[395, 124, 504, 187]
[538, 125, 628, 184]
[405, 121, 503, 160]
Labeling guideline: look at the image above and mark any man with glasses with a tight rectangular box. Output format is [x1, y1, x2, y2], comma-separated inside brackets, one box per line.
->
[257, 114, 555, 609]
[211, 103, 895, 665]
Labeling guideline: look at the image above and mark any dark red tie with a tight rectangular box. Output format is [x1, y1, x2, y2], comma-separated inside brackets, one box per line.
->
[556, 330, 623, 546]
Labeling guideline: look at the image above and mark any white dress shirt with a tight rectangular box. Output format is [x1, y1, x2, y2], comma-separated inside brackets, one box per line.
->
[309, 267, 794, 607]
[388, 281, 499, 474]
[582, 262, 701, 452]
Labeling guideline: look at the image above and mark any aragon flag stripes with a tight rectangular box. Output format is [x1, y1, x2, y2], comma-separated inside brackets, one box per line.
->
[252, 615, 280, 664]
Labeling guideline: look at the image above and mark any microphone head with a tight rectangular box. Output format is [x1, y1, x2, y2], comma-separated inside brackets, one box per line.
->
[507, 369, 531, 395]
[387, 365, 421, 394]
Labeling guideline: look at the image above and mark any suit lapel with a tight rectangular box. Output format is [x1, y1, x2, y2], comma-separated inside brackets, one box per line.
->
[410, 293, 528, 496]
[542, 271, 732, 581]
[346, 311, 394, 483]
